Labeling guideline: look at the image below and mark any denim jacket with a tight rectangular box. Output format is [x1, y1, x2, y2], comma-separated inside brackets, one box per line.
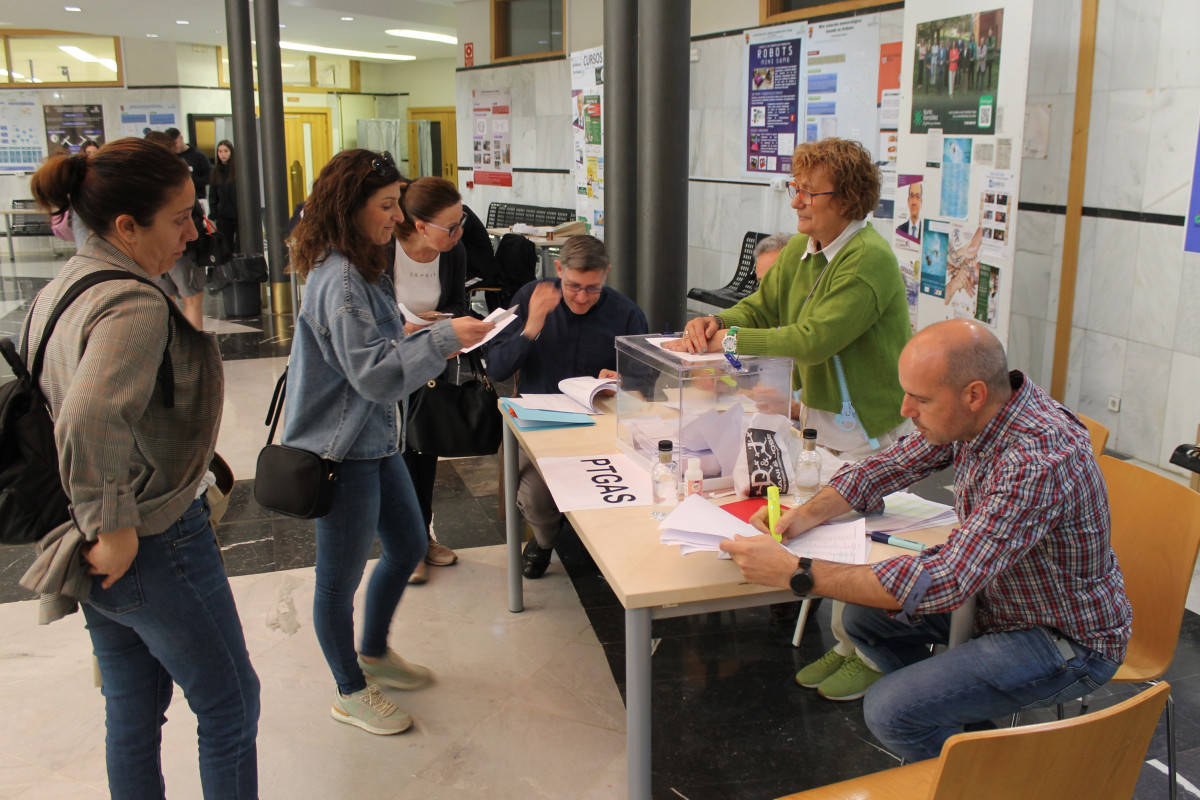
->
[282, 251, 460, 461]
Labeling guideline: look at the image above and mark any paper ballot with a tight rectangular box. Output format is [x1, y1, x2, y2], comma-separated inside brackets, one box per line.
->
[460, 306, 518, 353]
[658, 495, 868, 564]
[512, 376, 618, 415]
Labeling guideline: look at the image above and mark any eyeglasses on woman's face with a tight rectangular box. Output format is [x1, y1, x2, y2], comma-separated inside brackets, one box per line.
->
[424, 211, 468, 236]
[369, 151, 397, 177]
[787, 182, 838, 204]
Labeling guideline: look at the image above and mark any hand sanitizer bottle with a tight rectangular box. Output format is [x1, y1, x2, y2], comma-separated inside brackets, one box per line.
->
[650, 440, 679, 520]
[684, 457, 704, 498]
[793, 428, 822, 505]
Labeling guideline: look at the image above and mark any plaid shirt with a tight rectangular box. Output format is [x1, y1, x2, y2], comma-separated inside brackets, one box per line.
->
[828, 371, 1131, 662]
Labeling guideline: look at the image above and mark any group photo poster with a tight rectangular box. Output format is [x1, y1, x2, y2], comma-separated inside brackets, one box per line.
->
[743, 22, 806, 176]
[910, 8, 1004, 135]
[44, 104, 104, 155]
[471, 88, 512, 188]
[571, 45, 605, 237]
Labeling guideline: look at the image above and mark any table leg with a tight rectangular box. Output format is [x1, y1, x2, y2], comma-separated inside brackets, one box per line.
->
[626, 607, 652, 800]
[504, 421, 524, 613]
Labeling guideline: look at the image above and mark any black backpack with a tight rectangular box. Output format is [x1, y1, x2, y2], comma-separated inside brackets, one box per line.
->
[0, 270, 180, 545]
[491, 233, 538, 312]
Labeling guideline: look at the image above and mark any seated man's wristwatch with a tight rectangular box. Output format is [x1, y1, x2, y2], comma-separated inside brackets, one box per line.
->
[721, 325, 739, 354]
[790, 557, 815, 597]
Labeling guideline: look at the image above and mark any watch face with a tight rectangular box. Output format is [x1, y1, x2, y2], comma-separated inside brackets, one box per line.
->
[790, 567, 814, 596]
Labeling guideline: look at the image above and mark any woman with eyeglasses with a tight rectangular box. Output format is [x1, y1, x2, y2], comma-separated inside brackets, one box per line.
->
[389, 176, 470, 583]
[671, 137, 912, 703]
[283, 150, 492, 735]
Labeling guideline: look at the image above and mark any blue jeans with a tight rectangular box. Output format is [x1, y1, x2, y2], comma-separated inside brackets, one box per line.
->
[313, 453, 427, 695]
[843, 603, 1119, 762]
[83, 497, 260, 800]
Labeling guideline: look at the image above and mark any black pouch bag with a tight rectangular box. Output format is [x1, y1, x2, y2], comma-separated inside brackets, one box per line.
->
[253, 369, 340, 519]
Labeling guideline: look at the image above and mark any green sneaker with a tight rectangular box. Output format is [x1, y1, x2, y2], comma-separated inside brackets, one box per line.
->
[817, 655, 883, 701]
[795, 648, 847, 688]
[331, 685, 412, 735]
[358, 650, 434, 691]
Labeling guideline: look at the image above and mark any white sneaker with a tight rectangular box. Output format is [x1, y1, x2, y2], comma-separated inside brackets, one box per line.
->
[358, 650, 434, 691]
[330, 685, 412, 735]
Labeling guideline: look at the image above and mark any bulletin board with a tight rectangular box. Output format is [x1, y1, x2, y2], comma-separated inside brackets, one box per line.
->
[571, 45, 605, 237]
[891, 0, 1034, 345]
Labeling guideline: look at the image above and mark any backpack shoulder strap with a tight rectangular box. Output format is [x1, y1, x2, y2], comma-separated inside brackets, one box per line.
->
[26, 269, 187, 409]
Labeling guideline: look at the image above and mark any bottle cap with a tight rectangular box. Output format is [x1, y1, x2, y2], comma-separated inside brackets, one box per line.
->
[658, 439, 673, 452]
[802, 428, 818, 440]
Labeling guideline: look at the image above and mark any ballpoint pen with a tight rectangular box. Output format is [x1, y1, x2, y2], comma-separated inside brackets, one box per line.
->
[767, 485, 782, 542]
[869, 531, 926, 552]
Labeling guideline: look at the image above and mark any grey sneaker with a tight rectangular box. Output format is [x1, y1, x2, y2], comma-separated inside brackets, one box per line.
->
[425, 539, 458, 566]
[330, 685, 412, 735]
[358, 650, 434, 691]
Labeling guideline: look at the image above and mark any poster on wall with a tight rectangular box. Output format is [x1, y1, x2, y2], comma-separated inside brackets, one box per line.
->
[472, 88, 512, 188]
[910, 8, 1004, 135]
[803, 17, 880, 153]
[119, 102, 178, 137]
[571, 46, 604, 237]
[1185, 117, 1200, 254]
[743, 22, 806, 176]
[44, 105, 104, 155]
[0, 92, 47, 173]
[978, 169, 1014, 256]
[894, 174, 924, 248]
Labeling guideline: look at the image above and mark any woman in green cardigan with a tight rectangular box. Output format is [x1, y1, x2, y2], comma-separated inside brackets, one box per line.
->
[671, 137, 913, 702]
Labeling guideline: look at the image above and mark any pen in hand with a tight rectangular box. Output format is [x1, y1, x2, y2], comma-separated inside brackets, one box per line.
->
[869, 531, 926, 552]
[767, 485, 782, 543]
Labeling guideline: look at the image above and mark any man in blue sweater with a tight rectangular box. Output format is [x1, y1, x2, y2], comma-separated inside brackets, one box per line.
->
[486, 235, 648, 577]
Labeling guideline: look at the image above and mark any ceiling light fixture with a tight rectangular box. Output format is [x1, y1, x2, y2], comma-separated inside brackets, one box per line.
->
[176, 20, 189, 25]
[385, 29, 457, 45]
[59, 44, 118, 71]
[146, 33, 158, 37]
[341, 16, 354, 21]
[64, 6, 82, 11]
[278, 41, 415, 61]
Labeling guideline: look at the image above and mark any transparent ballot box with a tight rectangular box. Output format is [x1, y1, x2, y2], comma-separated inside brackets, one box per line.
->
[614, 334, 795, 492]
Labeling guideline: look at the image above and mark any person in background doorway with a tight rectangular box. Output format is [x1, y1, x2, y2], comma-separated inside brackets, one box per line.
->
[209, 140, 240, 255]
[166, 126, 212, 199]
[389, 176, 471, 584]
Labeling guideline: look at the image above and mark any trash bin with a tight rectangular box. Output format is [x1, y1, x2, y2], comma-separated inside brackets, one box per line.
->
[222, 281, 261, 317]
[218, 254, 267, 317]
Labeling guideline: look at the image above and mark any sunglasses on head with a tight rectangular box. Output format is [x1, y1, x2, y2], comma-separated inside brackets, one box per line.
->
[369, 151, 397, 177]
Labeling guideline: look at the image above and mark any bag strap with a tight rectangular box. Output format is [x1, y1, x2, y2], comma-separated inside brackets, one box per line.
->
[264, 368, 289, 445]
[23, 269, 186, 409]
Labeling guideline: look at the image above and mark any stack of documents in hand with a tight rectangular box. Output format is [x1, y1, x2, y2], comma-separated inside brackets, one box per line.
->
[658, 495, 868, 564]
[509, 376, 617, 415]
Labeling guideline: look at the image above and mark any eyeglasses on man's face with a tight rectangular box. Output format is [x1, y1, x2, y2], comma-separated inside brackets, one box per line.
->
[787, 182, 837, 204]
[369, 151, 397, 177]
[424, 211, 468, 236]
[561, 279, 605, 296]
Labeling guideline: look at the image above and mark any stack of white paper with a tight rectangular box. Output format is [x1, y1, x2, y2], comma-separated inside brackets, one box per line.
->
[848, 492, 957, 534]
[513, 376, 618, 415]
[658, 495, 868, 564]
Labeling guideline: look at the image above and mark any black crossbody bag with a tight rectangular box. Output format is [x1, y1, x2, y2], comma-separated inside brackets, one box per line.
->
[253, 369, 340, 519]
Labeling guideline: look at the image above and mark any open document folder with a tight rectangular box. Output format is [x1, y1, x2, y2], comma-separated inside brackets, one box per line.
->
[499, 398, 595, 431]
[509, 375, 618, 415]
[658, 495, 868, 563]
[827, 491, 957, 534]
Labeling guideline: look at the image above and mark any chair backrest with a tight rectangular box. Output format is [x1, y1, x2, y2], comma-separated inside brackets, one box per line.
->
[928, 681, 1169, 800]
[494, 232, 538, 295]
[1099, 455, 1200, 681]
[1077, 413, 1109, 456]
[486, 202, 575, 229]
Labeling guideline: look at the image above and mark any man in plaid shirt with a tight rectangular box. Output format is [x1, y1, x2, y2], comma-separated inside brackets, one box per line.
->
[722, 318, 1131, 761]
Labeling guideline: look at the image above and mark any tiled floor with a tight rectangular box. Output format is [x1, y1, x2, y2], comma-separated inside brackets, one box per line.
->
[1, 251, 1199, 799]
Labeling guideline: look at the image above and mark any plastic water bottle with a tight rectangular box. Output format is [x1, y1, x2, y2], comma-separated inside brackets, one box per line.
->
[650, 440, 679, 520]
[793, 428, 821, 505]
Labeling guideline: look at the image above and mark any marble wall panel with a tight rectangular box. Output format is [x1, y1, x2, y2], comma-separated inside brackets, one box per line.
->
[536, 114, 573, 170]
[1007, 313, 1050, 387]
[1016, 209, 1055, 256]
[1129, 223, 1183, 350]
[1088, 0, 1118, 94]
[720, 107, 745, 179]
[1174, 252, 1200, 358]
[1098, 90, 1153, 212]
[1078, 329, 1128, 439]
[1081, 92, 1109, 211]
[1011, 251, 1053, 324]
[1116, 341, 1172, 463]
[534, 60, 569, 118]
[1155, 0, 1200, 89]
[1064, 216, 1096, 329]
[1142, 88, 1200, 216]
[1107, 0, 1166, 92]
[1064, 326, 1085, 411]
[1085, 218, 1136, 339]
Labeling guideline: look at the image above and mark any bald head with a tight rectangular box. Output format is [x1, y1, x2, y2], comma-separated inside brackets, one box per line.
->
[907, 319, 1009, 394]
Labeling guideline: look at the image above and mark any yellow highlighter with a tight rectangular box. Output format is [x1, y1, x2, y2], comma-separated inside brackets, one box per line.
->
[767, 485, 782, 542]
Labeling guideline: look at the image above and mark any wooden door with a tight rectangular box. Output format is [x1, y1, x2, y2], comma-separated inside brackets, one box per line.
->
[407, 106, 458, 183]
[282, 109, 333, 213]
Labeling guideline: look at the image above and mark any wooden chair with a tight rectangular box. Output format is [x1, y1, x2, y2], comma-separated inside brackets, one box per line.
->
[1077, 412, 1109, 455]
[1095, 455, 1200, 799]
[775, 681, 1170, 800]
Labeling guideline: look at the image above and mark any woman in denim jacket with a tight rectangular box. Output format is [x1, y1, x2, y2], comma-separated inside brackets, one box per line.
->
[283, 150, 492, 735]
